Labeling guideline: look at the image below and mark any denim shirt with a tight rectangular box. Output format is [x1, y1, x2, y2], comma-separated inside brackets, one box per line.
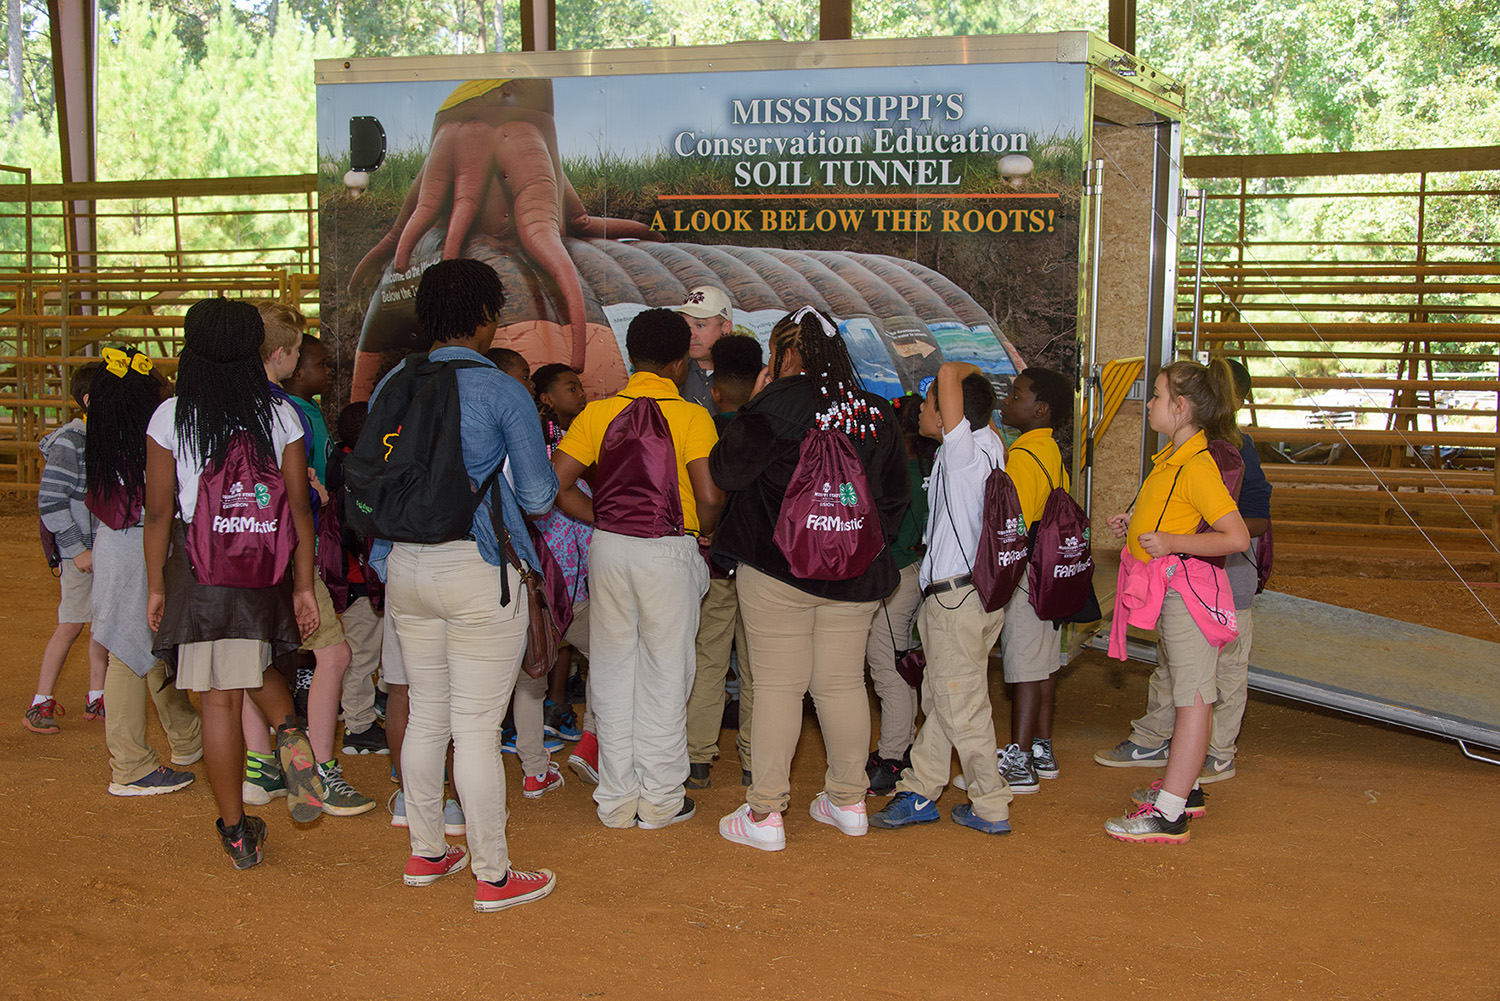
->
[368, 345, 558, 580]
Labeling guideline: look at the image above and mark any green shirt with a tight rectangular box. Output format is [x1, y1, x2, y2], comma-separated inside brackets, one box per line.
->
[289, 394, 331, 483]
[892, 458, 928, 570]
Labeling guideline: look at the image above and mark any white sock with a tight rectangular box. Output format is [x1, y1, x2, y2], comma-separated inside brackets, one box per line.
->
[88, 689, 104, 702]
[31, 694, 49, 707]
[1155, 790, 1188, 822]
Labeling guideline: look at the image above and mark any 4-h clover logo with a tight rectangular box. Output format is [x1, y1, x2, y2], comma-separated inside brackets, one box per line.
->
[838, 482, 858, 506]
[254, 483, 271, 509]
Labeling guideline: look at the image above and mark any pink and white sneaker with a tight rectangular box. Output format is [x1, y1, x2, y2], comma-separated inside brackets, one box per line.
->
[523, 762, 565, 799]
[719, 803, 786, 852]
[809, 791, 868, 836]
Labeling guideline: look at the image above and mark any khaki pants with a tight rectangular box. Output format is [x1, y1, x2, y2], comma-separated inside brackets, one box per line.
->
[738, 565, 878, 814]
[588, 531, 708, 828]
[387, 541, 527, 883]
[513, 671, 550, 778]
[1132, 605, 1254, 759]
[896, 586, 1012, 823]
[104, 654, 201, 785]
[686, 577, 755, 770]
[565, 599, 596, 735]
[864, 562, 922, 760]
[340, 596, 382, 732]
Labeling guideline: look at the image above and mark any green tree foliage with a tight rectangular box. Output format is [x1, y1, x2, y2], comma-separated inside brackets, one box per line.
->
[0, 0, 1495, 295]
[0, 0, 342, 266]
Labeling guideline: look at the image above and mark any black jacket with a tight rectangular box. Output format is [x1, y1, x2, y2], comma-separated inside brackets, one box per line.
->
[709, 375, 909, 602]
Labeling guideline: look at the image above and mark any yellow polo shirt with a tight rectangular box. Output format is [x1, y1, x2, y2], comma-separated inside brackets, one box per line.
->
[1126, 429, 1238, 562]
[1007, 428, 1069, 530]
[557, 371, 719, 534]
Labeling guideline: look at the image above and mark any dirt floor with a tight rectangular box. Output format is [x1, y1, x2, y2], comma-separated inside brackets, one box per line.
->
[1, 510, 1497, 1001]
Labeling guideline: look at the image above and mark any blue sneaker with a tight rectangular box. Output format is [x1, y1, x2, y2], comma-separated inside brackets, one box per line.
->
[389, 788, 407, 828]
[501, 726, 563, 755]
[869, 791, 940, 829]
[951, 802, 1011, 835]
[544, 701, 583, 742]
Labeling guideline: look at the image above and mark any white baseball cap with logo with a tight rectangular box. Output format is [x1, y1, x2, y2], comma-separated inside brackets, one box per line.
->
[676, 285, 732, 321]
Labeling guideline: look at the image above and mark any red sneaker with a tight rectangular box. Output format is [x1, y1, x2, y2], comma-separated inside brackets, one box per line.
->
[83, 696, 105, 721]
[568, 731, 599, 785]
[474, 868, 556, 912]
[403, 845, 469, 886]
[523, 762, 565, 799]
[24, 698, 63, 734]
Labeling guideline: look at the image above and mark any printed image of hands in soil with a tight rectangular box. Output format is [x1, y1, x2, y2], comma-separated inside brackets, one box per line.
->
[322, 76, 1083, 410]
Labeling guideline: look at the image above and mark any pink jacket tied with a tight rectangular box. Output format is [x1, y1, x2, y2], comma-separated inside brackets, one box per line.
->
[1108, 548, 1239, 660]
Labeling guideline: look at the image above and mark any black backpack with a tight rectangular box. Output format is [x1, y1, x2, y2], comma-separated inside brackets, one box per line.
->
[342, 354, 496, 544]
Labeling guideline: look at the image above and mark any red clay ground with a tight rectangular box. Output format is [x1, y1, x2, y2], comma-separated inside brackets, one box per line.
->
[1, 511, 1497, 1000]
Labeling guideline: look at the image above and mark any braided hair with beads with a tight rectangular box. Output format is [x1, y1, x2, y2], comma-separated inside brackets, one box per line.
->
[85, 348, 167, 510]
[174, 297, 278, 469]
[770, 306, 884, 442]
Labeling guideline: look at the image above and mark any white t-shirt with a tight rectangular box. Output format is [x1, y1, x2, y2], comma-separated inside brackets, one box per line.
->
[146, 397, 305, 523]
[920, 418, 1006, 590]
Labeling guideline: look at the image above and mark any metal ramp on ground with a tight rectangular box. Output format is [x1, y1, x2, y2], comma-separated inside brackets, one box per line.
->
[1086, 590, 1500, 761]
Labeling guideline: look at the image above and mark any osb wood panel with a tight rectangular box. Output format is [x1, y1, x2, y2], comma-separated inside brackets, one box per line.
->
[1088, 104, 1160, 554]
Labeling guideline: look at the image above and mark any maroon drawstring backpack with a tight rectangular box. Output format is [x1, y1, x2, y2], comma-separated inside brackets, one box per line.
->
[1012, 448, 1095, 622]
[316, 488, 349, 612]
[526, 520, 576, 638]
[971, 462, 1028, 612]
[86, 484, 143, 532]
[593, 396, 684, 539]
[773, 427, 885, 581]
[185, 433, 297, 589]
[1187, 440, 1246, 569]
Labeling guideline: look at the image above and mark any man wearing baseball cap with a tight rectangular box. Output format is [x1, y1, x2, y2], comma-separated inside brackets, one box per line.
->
[675, 286, 733, 412]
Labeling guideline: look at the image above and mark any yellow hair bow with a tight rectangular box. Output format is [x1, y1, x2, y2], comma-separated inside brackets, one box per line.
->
[102, 347, 154, 378]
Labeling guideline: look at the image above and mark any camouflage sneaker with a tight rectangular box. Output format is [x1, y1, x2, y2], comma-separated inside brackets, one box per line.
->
[274, 722, 325, 822]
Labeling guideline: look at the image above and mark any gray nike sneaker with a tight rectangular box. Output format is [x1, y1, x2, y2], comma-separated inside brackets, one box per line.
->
[1093, 738, 1170, 768]
[1198, 753, 1236, 783]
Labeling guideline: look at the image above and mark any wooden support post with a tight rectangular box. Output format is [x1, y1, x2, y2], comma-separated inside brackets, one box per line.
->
[520, 0, 556, 52]
[819, 0, 852, 40]
[1108, 0, 1136, 54]
[47, 0, 98, 337]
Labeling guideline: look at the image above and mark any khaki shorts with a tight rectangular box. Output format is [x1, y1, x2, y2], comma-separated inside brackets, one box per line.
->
[175, 638, 270, 692]
[380, 606, 406, 686]
[58, 559, 93, 624]
[299, 577, 346, 652]
[999, 577, 1061, 684]
[1156, 591, 1219, 708]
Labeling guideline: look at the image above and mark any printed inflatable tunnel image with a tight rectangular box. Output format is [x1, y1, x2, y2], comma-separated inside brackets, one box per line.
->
[353, 232, 1027, 402]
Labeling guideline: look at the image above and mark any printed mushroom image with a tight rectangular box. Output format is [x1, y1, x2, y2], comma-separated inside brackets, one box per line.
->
[347, 78, 664, 399]
[999, 153, 1035, 188]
